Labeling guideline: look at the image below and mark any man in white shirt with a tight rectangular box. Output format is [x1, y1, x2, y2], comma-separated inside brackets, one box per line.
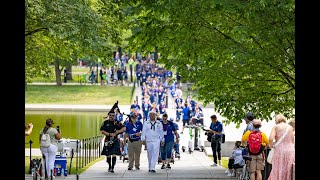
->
[141, 111, 165, 173]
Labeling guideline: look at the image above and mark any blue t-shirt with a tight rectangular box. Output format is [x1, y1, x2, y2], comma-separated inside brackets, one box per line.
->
[175, 98, 183, 106]
[182, 107, 191, 120]
[149, 94, 155, 103]
[157, 91, 164, 102]
[142, 103, 151, 114]
[162, 121, 176, 142]
[130, 104, 140, 110]
[190, 100, 196, 109]
[159, 104, 166, 114]
[209, 121, 223, 138]
[141, 75, 147, 82]
[136, 72, 141, 79]
[125, 121, 143, 141]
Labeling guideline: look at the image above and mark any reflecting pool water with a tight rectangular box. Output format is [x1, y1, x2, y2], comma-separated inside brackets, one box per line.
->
[25, 111, 106, 148]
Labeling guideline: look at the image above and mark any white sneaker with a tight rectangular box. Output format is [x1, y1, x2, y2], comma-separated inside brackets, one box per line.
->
[218, 160, 222, 166]
[227, 172, 232, 176]
[231, 172, 235, 177]
[210, 163, 217, 167]
[225, 169, 229, 174]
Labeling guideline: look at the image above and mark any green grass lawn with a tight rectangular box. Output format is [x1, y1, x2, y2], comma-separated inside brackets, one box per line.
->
[25, 156, 104, 175]
[209, 156, 229, 169]
[25, 85, 133, 105]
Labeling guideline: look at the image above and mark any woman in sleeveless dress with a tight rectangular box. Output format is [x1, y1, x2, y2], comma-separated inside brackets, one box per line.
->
[268, 114, 295, 180]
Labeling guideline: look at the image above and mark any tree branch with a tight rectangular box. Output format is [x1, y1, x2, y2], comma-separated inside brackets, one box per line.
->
[25, 27, 48, 37]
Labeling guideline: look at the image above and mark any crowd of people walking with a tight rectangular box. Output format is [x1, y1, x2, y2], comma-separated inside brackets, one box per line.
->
[95, 56, 295, 180]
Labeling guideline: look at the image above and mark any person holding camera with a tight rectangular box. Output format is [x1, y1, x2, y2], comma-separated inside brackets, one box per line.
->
[209, 115, 223, 167]
[100, 108, 126, 173]
[39, 118, 62, 178]
[123, 113, 143, 170]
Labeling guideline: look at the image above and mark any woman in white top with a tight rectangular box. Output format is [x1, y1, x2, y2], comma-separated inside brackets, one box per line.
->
[39, 118, 62, 178]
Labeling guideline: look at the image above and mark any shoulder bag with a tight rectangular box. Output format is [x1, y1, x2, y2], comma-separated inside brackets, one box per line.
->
[267, 125, 289, 164]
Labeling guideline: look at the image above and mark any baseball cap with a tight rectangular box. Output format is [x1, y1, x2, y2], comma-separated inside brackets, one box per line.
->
[245, 112, 254, 121]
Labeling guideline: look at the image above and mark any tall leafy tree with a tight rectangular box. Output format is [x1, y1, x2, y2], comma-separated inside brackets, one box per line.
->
[123, 0, 295, 125]
[25, 0, 125, 85]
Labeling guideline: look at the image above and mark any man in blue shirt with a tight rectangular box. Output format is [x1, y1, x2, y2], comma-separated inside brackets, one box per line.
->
[124, 113, 144, 170]
[141, 99, 152, 123]
[180, 103, 191, 134]
[130, 100, 140, 112]
[136, 68, 141, 87]
[160, 114, 179, 169]
[175, 102, 183, 122]
[209, 115, 223, 166]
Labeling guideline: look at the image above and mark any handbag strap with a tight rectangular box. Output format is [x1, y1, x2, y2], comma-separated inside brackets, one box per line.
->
[274, 125, 289, 147]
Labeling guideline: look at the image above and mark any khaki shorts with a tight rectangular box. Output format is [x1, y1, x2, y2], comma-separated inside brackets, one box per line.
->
[250, 154, 265, 172]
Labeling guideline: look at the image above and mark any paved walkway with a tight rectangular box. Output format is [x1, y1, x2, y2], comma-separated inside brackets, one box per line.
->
[25, 148, 236, 180]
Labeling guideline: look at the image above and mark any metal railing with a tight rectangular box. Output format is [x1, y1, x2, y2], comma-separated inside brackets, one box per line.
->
[75, 135, 104, 178]
[26, 140, 33, 174]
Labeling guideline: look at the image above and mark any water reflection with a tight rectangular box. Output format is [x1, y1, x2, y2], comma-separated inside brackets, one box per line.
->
[25, 111, 106, 148]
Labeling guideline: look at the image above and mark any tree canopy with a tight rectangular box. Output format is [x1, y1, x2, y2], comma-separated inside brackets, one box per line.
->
[123, 0, 295, 125]
[25, 0, 295, 125]
[25, 0, 126, 84]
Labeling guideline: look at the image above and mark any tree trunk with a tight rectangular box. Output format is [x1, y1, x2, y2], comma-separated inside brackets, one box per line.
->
[118, 47, 122, 60]
[54, 59, 62, 86]
[66, 65, 72, 80]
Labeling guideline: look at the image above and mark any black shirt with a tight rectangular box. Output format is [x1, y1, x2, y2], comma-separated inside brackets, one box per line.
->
[100, 120, 124, 141]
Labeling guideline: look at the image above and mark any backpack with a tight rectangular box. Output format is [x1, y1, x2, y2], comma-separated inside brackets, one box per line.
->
[247, 130, 264, 155]
[40, 131, 51, 148]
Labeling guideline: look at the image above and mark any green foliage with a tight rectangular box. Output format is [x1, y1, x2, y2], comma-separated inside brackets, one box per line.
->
[25, 0, 128, 84]
[123, 0, 295, 126]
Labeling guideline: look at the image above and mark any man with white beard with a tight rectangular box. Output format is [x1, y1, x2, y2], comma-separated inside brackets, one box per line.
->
[141, 111, 165, 173]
